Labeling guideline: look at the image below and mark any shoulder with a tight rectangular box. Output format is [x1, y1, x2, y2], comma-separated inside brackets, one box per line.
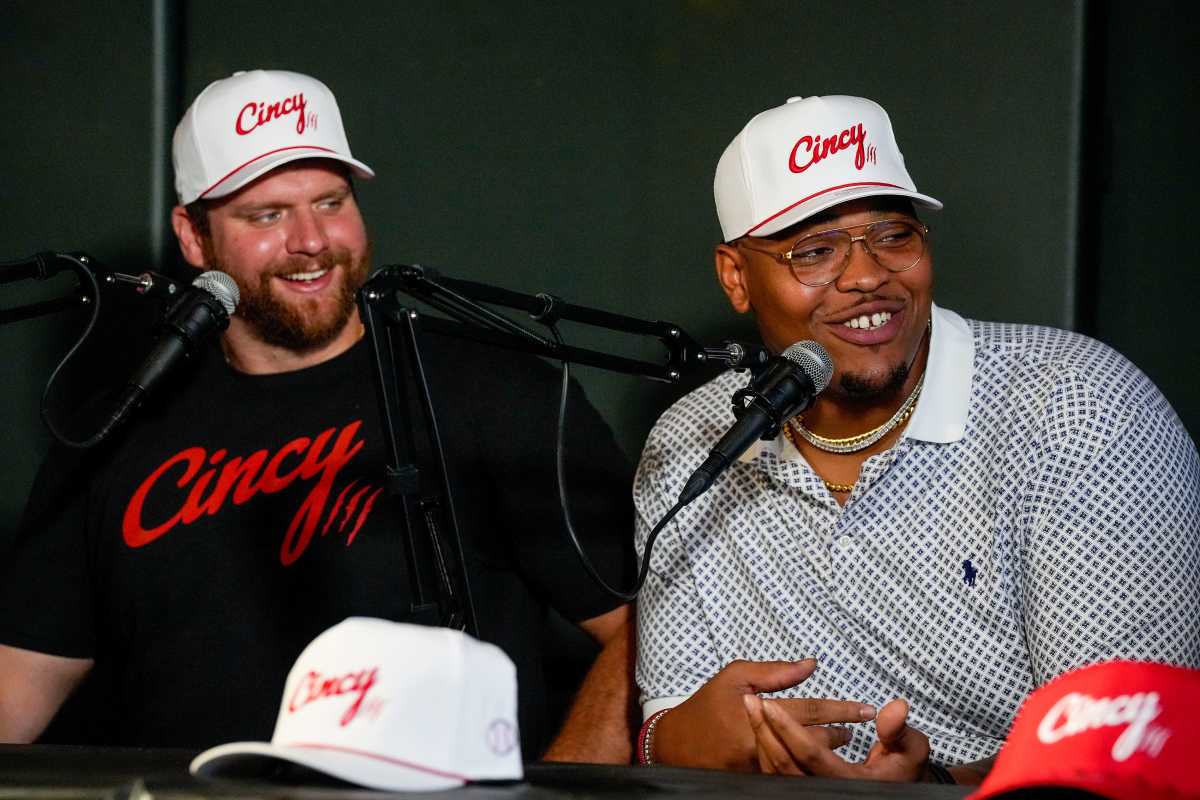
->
[966, 319, 1161, 407]
[968, 320, 1138, 382]
[644, 371, 744, 451]
[636, 370, 745, 487]
[963, 317, 1183, 443]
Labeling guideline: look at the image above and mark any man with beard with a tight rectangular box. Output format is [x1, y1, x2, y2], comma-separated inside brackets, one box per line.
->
[0, 70, 635, 760]
[632, 96, 1199, 784]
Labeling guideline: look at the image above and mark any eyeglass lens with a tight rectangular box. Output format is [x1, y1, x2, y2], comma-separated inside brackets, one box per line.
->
[789, 220, 925, 285]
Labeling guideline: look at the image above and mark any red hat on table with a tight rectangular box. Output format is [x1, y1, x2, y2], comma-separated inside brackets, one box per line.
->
[969, 660, 1200, 800]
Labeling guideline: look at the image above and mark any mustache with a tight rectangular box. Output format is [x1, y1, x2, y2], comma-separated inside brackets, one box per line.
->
[264, 249, 352, 279]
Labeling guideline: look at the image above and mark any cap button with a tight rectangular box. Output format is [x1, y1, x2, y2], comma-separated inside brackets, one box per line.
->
[786, 96, 804, 103]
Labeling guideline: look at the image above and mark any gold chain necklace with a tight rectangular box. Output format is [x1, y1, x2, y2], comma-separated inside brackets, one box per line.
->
[792, 371, 924, 454]
[780, 424, 856, 494]
[783, 317, 931, 492]
[781, 375, 922, 494]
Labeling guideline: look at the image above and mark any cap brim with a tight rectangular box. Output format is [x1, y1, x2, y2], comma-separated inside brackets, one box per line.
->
[190, 740, 466, 792]
[739, 184, 943, 241]
[195, 147, 375, 203]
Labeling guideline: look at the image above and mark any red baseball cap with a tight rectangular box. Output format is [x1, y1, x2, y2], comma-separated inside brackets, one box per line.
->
[969, 660, 1200, 800]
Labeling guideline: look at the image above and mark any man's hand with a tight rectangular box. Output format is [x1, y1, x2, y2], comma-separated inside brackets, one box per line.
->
[652, 659, 876, 771]
[745, 692, 930, 781]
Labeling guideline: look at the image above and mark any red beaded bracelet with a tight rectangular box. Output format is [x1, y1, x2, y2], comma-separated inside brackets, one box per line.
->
[636, 709, 671, 766]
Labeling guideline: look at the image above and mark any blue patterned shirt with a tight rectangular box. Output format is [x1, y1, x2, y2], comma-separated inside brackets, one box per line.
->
[634, 304, 1200, 765]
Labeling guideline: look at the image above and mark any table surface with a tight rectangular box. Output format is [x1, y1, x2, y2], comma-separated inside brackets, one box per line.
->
[0, 745, 974, 799]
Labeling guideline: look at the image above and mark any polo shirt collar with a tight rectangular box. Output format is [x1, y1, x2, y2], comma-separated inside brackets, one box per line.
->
[905, 303, 973, 444]
[742, 302, 974, 463]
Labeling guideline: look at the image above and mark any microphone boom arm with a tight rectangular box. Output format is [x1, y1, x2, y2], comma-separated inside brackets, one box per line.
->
[362, 264, 765, 382]
[357, 264, 776, 616]
[0, 251, 182, 327]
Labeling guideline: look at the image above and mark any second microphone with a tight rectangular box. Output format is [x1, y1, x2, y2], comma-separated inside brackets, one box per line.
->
[677, 340, 834, 505]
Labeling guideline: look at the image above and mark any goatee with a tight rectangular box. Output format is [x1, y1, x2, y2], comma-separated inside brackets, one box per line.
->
[838, 361, 911, 400]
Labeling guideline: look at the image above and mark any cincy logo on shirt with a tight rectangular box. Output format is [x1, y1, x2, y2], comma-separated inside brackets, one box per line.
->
[235, 90, 317, 136]
[288, 666, 384, 726]
[1036, 690, 1173, 762]
[788, 121, 877, 174]
[121, 421, 384, 566]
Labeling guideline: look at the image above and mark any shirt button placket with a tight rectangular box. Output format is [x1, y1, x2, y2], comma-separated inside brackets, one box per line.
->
[831, 511, 854, 579]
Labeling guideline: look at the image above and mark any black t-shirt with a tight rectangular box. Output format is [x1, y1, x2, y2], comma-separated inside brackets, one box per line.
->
[0, 333, 633, 755]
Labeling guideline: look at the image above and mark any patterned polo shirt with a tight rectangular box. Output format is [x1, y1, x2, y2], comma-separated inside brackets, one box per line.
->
[634, 304, 1200, 765]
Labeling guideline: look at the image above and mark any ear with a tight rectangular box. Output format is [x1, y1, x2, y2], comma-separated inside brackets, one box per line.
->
[715, 243, 752, 314]
[171, 205, 208, 269]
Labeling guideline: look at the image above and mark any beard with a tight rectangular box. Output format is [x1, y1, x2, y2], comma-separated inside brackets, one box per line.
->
[203, 240, 372, 352]
[838, 360, 911, 400]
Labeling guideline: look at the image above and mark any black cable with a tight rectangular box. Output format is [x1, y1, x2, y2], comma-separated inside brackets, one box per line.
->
[37, 254, 117, 449]
[547, 323, 687, 602]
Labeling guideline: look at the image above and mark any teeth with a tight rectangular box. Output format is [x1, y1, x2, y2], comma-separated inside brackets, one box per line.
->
[282, 268, 328, 282]
[844, 310, 892, 331]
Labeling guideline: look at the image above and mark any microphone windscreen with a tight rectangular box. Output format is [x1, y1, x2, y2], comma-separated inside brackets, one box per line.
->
[194, 270, 240, 315]
[781, 340, 833, 393]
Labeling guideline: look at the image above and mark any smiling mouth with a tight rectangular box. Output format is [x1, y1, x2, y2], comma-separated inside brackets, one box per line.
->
[279, 268, 329, 283]
[843, 311, 892, 331]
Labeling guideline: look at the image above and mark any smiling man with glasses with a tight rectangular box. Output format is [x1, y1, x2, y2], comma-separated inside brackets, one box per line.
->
[630, 95, 1199, 785]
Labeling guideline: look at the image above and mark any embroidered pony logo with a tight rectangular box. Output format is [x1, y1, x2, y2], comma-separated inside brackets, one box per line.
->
[962, 559, 977, 587]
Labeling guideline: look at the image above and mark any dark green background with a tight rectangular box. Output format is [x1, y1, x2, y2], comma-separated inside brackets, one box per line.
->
[2, 1, 1196, 539]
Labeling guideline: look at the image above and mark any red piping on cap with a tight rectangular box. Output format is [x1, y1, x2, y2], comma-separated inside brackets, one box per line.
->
[199, 145, 340, 199]
[745, 181, 908, 236]
[286, 741, 470, 782]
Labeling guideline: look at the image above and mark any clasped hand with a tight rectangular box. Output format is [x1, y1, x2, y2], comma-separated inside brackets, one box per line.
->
[652, 658, 929, 781]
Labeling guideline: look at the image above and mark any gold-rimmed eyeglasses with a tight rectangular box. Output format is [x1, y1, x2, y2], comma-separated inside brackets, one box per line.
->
[737, 218, 929, 287]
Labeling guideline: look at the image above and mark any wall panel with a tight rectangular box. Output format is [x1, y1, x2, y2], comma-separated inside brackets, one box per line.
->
[5, 1, 1193, 546]
[0, 2, 160, 538]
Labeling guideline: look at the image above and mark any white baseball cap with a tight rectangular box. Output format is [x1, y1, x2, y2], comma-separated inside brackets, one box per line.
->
[190, 618, 523, 792]
[173, 69, 375, 205]
[714, 95, 942, 242]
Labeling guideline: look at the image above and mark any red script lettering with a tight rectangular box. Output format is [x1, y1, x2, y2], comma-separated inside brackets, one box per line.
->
[236, 92, 309, 135]
[122, 421, 378, 565]
[288, 666, 379, 726]
[789, 122, 871, 173]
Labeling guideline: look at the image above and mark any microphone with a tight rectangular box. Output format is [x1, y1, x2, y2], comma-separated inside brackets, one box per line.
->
[677, 340, 833, 505]
[100, 271, 240, 435]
